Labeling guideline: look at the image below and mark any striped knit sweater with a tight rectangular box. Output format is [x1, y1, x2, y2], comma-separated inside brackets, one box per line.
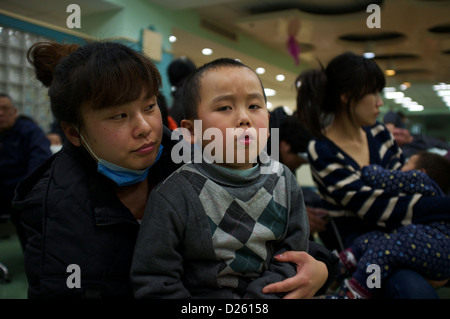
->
[308, 122, 450, 230]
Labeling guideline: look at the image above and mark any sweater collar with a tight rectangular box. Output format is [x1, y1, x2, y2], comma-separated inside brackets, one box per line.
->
[191, 151, 276, 187]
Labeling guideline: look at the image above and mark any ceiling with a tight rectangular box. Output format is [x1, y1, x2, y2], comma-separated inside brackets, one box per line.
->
[1, 0, 449, 115]
[151, 0, 450, 115]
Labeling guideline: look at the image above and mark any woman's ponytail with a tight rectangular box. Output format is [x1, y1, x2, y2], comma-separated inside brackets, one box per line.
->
[295, 68, 328, 138]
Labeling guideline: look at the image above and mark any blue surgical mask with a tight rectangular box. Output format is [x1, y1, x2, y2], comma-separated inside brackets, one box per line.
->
[79, 131, 163, 186]
[96, 145, 163, 186]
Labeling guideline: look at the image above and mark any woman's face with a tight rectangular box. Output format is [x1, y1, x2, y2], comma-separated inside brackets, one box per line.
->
[81, 92, 163, 171]
[350, 92, 384, 127]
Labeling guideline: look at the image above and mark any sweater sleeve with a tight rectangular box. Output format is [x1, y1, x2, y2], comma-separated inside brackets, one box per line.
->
[130, 187, 191, 299]
[309, 140, 450, 229]
[244, 168, 310, 298]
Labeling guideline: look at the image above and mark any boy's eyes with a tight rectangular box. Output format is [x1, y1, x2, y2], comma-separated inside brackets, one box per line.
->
[217, 104, 262, 111]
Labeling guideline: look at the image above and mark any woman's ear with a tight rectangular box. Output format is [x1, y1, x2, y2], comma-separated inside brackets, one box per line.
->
[180, 119, 196, 144]
[60, 122, 81, 147]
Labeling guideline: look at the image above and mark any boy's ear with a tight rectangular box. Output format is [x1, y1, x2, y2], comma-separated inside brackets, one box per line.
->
[180, 119, 196, 144]
[60, 122, 81, 147]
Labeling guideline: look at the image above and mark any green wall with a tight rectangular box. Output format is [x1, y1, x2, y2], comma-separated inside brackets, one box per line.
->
[81, 0, 306, 100]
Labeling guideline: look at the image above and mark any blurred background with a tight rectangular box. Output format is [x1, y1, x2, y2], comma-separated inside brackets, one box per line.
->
[0, 0, 449, 140]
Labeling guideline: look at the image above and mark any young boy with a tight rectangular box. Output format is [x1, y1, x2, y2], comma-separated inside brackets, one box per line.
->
[332, 151, 450, 298]
[130, 58, 310, 299]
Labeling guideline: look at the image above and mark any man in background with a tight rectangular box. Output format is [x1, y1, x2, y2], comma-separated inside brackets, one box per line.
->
[0, 93, 52, 248]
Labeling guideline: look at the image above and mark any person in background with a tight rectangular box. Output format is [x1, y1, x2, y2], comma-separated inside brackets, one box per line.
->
[295, 52, 450, 299]
[0, 93, 52, 249]
[167, 56, 196, 126]
[157, 93, 178, 130]
[268, 107, 329, 236]
[47, 119, 65, 154]
[383, 110, 450, 159]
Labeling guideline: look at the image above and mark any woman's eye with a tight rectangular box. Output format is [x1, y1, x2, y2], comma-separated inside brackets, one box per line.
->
[111, 113, 127, 120]
[145, 104, 156, 111]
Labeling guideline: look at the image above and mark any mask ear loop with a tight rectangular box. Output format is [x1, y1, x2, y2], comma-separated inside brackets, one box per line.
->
[74, 126, 100, 162]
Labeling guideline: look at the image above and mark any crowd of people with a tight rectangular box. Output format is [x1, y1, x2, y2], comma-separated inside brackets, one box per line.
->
[0, 39, 449, 299]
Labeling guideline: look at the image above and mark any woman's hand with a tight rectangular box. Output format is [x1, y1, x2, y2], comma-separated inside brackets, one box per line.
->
[262, 251, 328, 299]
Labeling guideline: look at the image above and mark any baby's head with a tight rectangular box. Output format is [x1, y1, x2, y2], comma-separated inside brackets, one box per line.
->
[181, 58, 270, 170]
[402, 151, 450, 194]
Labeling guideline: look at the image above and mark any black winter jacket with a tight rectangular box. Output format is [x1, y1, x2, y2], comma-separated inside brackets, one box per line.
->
[13, 126, 181, 299]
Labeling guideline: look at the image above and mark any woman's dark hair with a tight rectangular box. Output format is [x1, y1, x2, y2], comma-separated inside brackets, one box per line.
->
[295, 52, 385, 138]
[27, 41, 162, 128]
[181, 57, 267, 120]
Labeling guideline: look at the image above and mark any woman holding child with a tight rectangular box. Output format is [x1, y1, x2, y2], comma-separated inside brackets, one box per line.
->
[12, 40, 335, 299]
[295, 52, 450, 298]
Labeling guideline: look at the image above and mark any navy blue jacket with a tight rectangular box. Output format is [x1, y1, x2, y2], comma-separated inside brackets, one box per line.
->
[0, 117, 51, 213]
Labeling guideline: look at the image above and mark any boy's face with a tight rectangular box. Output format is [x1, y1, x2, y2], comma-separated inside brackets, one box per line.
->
[191, 66, 270, 170]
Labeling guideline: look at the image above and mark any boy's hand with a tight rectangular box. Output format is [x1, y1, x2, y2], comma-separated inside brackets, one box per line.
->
[262, 251, 328, 299]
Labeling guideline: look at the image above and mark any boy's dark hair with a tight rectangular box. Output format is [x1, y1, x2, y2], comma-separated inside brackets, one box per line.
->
[414, 151, 450, 194]
[295, 52, 385, 138]
[181, 58, 267, 120]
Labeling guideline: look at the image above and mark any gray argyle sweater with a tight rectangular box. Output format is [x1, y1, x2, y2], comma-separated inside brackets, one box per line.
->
[131, 156, 309, 299]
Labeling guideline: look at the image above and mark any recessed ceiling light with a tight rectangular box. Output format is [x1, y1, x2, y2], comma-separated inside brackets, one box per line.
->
[256, 67, 265, 74]
[202, 48, 213, 56]
[169, 35, 177, 43]
[384, 91, 404, 99]
[276, 74, 285, 82]
[407, 104, 424, 112]
[264, 88, 276, 96]
[363, 52, 375, 59]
